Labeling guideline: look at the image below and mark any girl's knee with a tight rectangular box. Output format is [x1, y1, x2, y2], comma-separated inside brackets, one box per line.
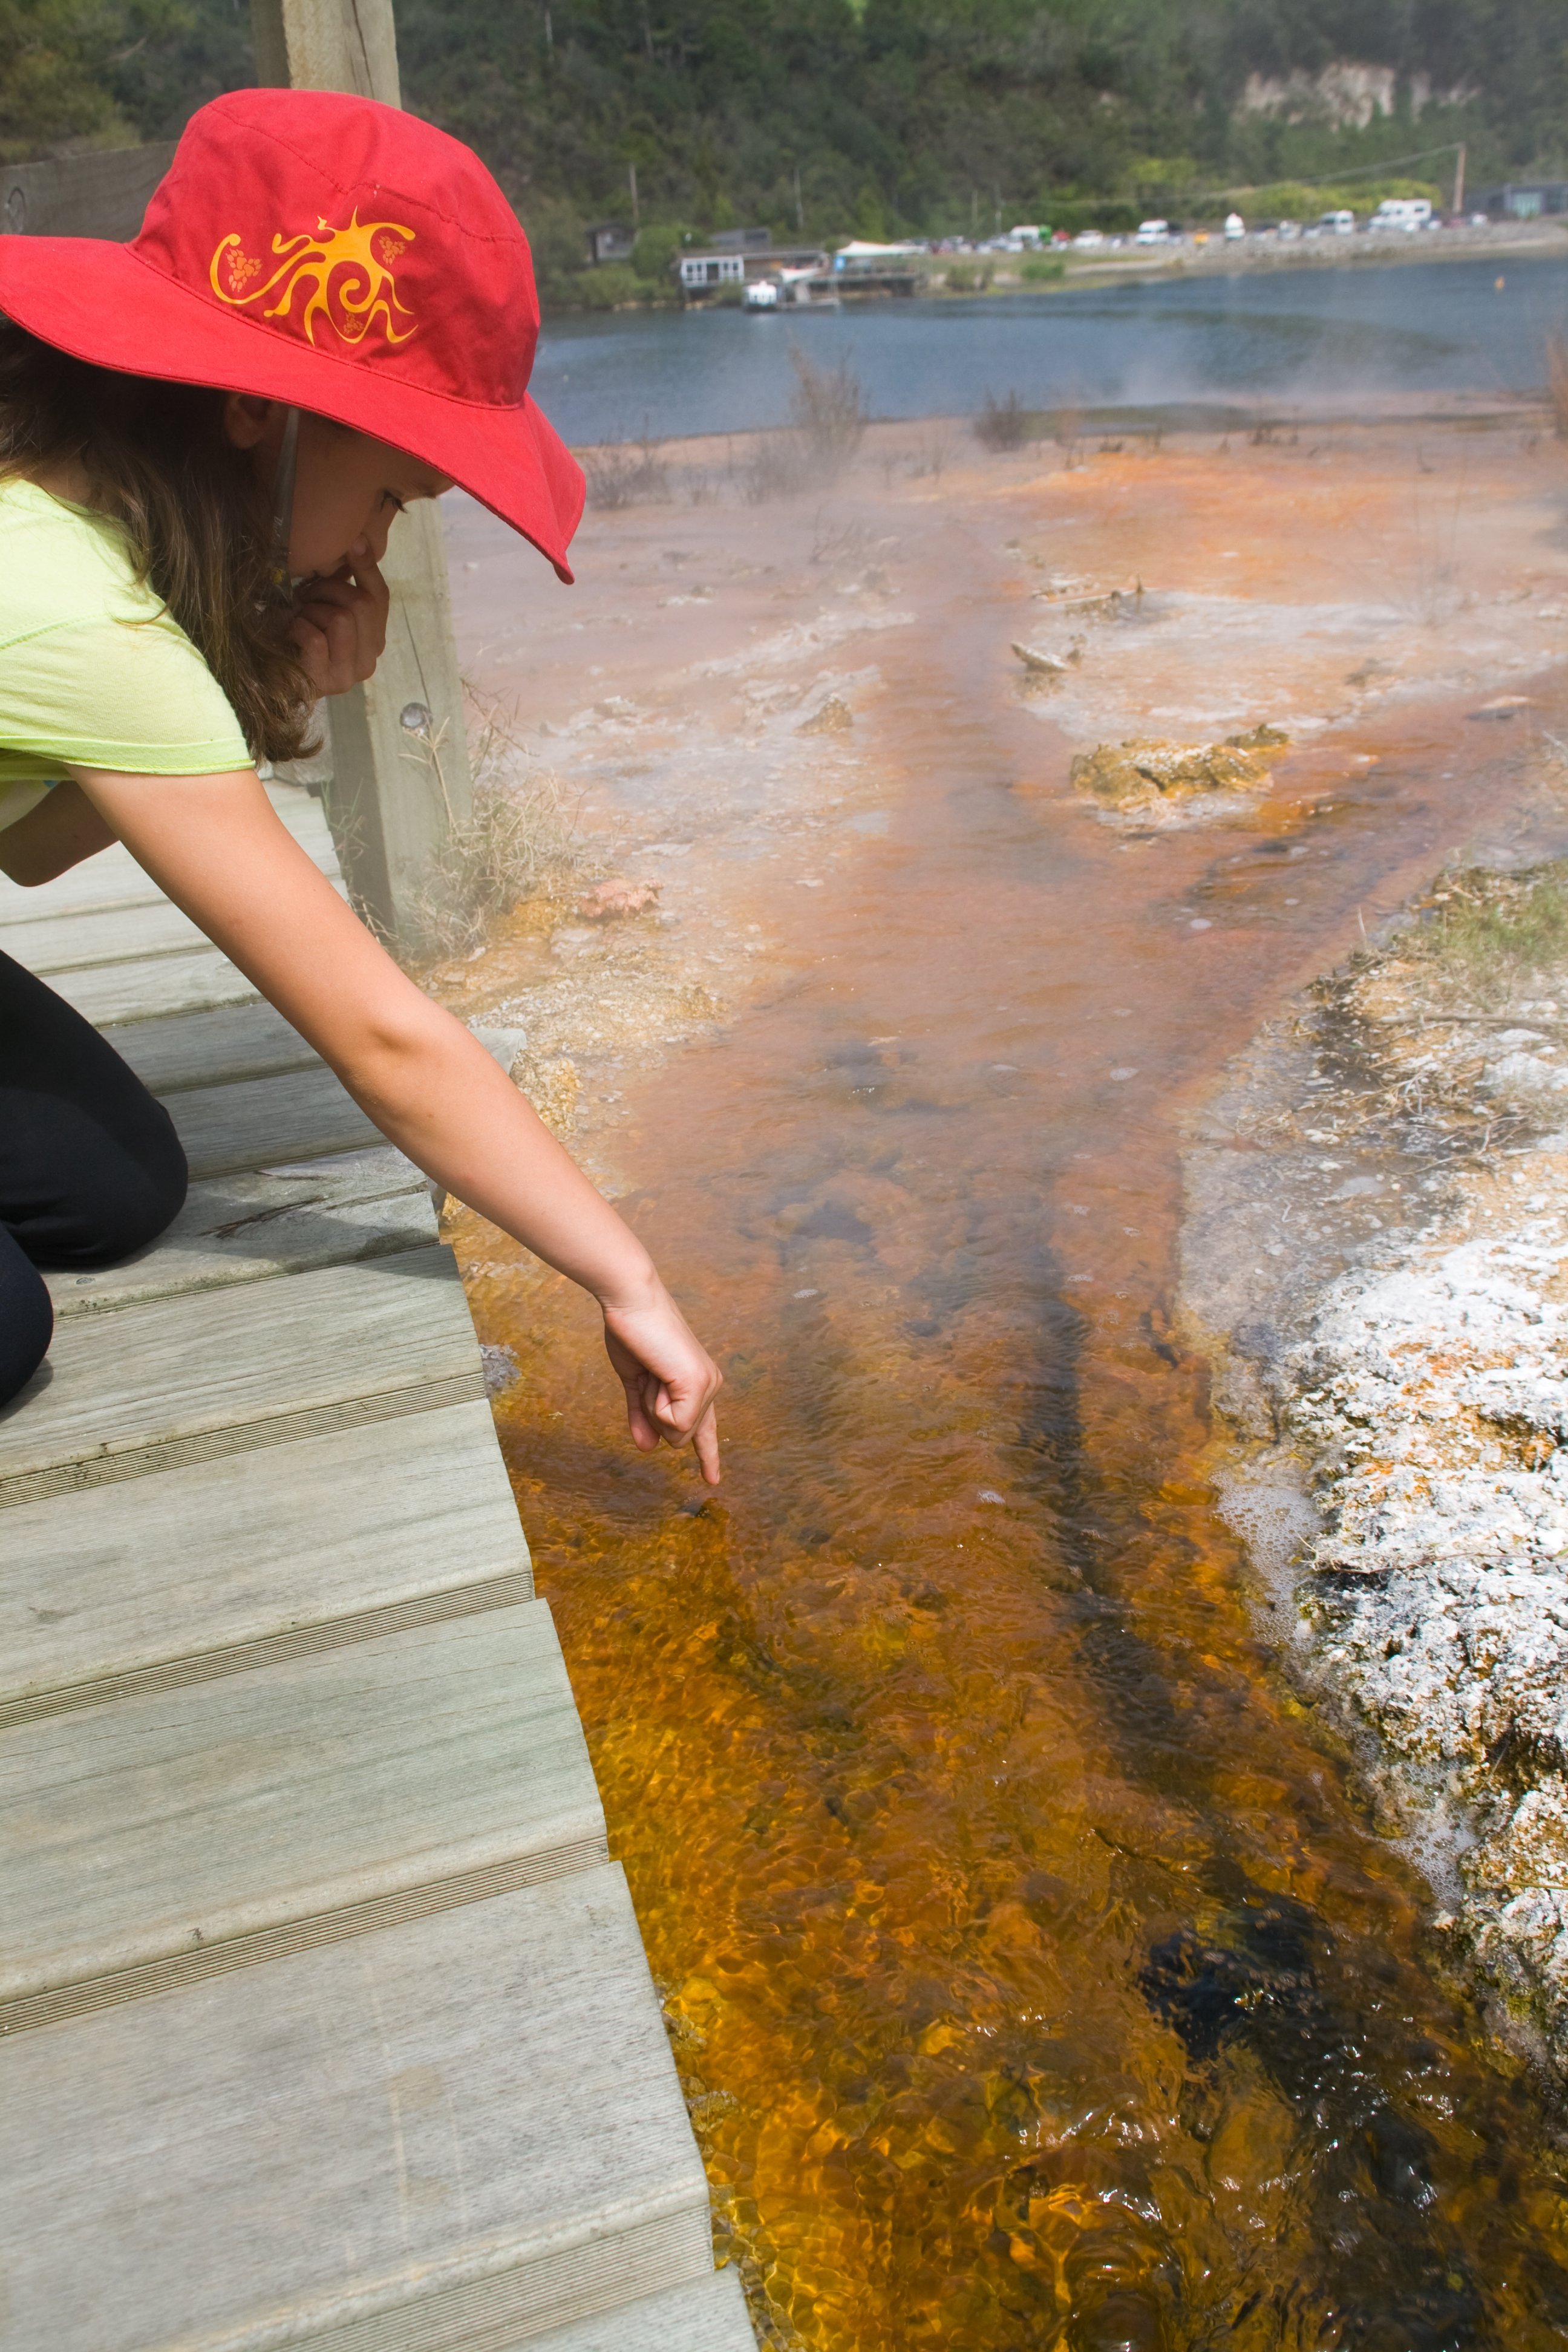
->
[71, 1108, 188, 1264]
[22, 1095, 188, 1269]
[0, 1230, 53, 1408]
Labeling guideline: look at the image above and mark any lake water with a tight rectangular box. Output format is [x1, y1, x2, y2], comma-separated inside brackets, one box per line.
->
[534, 255, 1568, 446]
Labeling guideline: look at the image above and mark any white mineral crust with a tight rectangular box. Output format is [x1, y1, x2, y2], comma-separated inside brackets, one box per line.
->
[1289, 1205, 1568, 2061]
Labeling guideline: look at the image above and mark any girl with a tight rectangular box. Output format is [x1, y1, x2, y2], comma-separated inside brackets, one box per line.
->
[0, 87, 722, 1477]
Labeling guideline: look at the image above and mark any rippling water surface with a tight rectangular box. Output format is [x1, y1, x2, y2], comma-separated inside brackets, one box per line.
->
[452, 433, 1568, 2347]
[534, 255, 1568, 445]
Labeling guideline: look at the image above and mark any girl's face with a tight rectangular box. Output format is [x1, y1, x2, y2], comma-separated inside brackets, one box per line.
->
[224, 397, 452, 580]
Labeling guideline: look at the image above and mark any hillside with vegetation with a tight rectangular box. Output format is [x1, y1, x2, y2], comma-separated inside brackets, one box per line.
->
[3, 0, 1565, 304]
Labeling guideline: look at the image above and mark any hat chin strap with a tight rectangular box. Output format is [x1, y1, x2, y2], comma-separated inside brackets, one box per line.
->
[267, 405, 300, 596]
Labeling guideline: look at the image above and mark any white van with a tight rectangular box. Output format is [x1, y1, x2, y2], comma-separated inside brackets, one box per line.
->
[1135, 219, 1170, 246]
[1317, 209, 1355, 235]
[1371, 198, 1433, 233]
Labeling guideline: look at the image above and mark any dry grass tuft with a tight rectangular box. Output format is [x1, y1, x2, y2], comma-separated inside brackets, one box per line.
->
[740, 431, 811, 502]
[909, 422, 956, 480]
[583, 434, 669, 509]
[974, 390, 1029, 451]
[788, 348, 866, 474]
[1547, 335, 1568, 439]
[410, 693, 588, 959]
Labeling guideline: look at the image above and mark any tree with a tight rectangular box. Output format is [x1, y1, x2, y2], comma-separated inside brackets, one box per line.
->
[0, 0, 136, 157]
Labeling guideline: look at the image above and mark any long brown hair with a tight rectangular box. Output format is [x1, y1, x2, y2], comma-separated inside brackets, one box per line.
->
[0, 322, 316, 763]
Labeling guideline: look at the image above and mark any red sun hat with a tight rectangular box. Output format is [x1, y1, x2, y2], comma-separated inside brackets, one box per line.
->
[0, 88, 584, 581]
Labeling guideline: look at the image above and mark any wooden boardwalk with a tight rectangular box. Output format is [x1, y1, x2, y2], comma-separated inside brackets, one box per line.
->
[0, 785, 754, 2351]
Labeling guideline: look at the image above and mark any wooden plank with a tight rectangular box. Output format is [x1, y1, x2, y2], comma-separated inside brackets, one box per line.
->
[1, 894, 217, 972]
[101, 996, 319, 1094]
[4, 873, 345, 975]
[163, 1062, 382, 1178]
[0, 1868, 714, 2351]
[47, 946, 259, 1025]
[531, 2271, 756, 2351]
[45, 1147, 433, 1318]
[1, 1401, 528, 1711]
[1, 1602, 605, 2007]
[0, 1246, 482, 1505]
[0, 841, 162, 922]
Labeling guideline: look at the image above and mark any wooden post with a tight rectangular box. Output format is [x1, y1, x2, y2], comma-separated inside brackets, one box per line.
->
[250, 0, 401, 112]
[250, 0, 475, 947]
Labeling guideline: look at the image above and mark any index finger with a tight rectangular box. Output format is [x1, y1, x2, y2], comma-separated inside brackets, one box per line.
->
[691, 1403, 721, 1486]
[348, 546, 390, 614]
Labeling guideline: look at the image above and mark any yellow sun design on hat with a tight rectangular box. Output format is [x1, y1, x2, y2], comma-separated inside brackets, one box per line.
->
[210, 211, 416, 347]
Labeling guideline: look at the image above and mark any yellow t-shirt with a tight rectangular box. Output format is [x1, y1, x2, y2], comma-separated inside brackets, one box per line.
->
[0, 476, 253, 830]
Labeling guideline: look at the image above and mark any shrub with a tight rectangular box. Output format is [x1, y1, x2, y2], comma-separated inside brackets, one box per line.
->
[1020, 254, 1065, 284]
[632, 223, 687, 281]
[570, 262, 644, 312]
[788, 348, 866, 474]
[1413, 866, 1568, 1007]
[740, 432, 810, 501]
[583, 435, 668, 508]
[517, 195, 590, 313]
[1036, 197, 1140, 236]
[945, 261, 995, 293]
[974, 389, 1029, 451]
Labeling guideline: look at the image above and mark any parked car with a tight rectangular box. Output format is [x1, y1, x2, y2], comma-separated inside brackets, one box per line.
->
[1223, 212, 1246, 240]
[1072, 229, 1105, 249]
[1276, 219, 1302, 241]
[1135, 219, 1170, 245]
[1316, 209, 1356, 235]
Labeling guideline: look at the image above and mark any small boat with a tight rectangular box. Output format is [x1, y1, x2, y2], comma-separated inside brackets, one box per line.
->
[743, 267, 840, 313]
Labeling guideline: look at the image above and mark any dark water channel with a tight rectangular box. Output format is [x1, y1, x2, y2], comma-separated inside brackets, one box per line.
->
[535, 255, 1568, 447]
[480, 578, 1568, 2345]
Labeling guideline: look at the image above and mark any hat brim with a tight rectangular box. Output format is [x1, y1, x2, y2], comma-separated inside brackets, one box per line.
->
[0, 238, 583, 583]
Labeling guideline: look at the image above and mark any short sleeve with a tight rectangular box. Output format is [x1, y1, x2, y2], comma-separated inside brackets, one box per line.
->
[1, 612, 253, 777]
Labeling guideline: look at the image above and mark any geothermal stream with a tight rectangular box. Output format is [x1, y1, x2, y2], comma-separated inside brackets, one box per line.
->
[433, 418, 1568, 2347]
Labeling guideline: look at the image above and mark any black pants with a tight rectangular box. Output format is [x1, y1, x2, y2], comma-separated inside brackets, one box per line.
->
[0, 950, 188, 1409]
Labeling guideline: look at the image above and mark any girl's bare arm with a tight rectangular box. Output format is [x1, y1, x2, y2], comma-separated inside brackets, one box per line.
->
[70, 763, 722, 1481]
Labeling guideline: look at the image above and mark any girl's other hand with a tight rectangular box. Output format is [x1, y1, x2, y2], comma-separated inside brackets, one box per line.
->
[289, 541, 390, 697]
[602, 1285, 723, 1486]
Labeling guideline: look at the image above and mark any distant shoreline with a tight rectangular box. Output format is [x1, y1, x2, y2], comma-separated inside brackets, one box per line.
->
[545, 218, 1568, 322]
[1049, 216, 1567, 292]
